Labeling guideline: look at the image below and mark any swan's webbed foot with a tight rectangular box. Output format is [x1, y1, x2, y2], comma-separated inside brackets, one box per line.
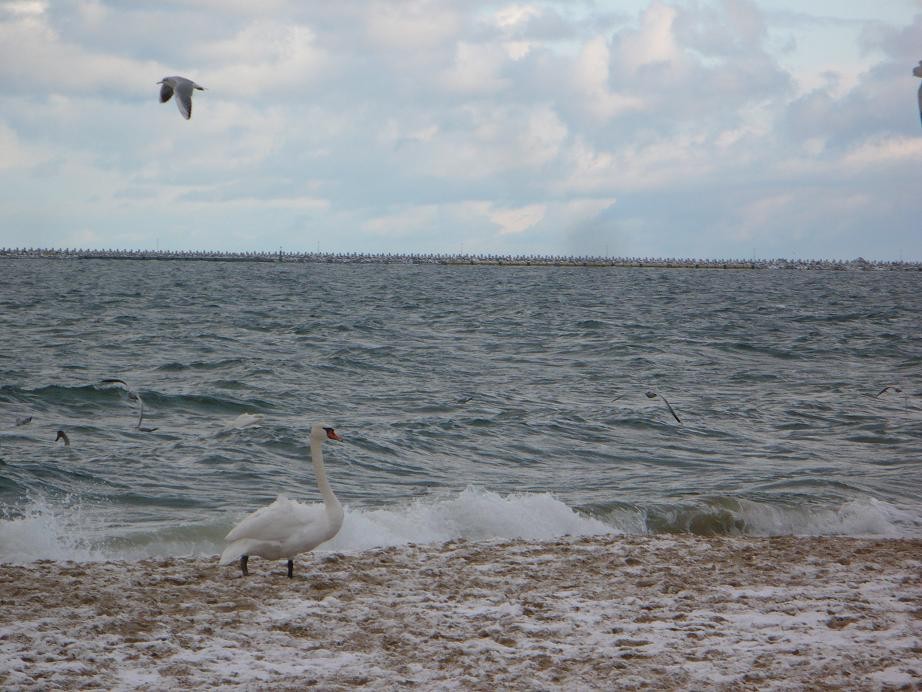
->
[240, 555, 249, 576]
[287, 559, 294, 579]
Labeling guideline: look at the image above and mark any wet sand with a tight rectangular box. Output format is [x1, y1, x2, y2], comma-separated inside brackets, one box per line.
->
[1, 535, 920, 690]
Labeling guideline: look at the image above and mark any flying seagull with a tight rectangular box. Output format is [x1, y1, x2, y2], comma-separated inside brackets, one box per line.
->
[222, 412, 265, 432]
[157, 75, 205, 120]
[914, 61, 922, 127]
[55, 430, 70, 447]
[874, 385, 902, 398]
[645, 390, 682, 424]
[100, 378, 158, 431]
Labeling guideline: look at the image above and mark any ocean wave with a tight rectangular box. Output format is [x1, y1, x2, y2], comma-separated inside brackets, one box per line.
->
[2, 488, 918, 565]
[610, 495, 919, 538]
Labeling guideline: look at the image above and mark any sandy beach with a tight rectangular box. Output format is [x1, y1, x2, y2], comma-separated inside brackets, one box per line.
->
[1, 534, 920, 690]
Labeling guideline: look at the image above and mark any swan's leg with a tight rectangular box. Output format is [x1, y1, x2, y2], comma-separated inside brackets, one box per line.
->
[240, 555, 249, 576]
[287, 559, 294, 579]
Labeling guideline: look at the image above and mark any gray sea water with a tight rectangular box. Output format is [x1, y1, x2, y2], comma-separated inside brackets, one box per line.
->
[1, 259, 920, 563]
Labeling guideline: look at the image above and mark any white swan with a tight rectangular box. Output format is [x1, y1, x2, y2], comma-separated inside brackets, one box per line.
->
[219, 423, 344, 578]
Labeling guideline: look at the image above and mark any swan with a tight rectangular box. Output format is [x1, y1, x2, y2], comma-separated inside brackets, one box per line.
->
[157, 75, 205, 120]
[220, 423, 344, 578]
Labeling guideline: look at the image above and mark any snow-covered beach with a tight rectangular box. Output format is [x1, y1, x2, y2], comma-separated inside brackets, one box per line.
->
[2, 534, 919, 690]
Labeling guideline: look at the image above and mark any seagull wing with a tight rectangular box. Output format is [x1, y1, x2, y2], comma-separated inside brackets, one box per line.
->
[660, 396, 682, 424]
[100, 378, 129, 388]
[159, 82, 174, 104]
[173, 79, 194, 120]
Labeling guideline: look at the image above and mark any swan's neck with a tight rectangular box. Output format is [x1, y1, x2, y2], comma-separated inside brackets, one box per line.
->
[310, 439, 342, 519]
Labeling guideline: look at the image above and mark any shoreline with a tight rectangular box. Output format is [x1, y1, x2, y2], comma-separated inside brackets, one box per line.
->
[1, 534, 920, 689]
[2, 248, 920, 271]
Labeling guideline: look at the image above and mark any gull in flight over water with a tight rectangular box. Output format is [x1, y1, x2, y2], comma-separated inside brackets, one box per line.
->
[874, 385, 902, 398]
[55, 430, 70, 447]
[223, 412, 265, 432]
[613, 390, 683, 424]
[100, 379, 158, 432]
[157, 76, 205, 120]
[645, 390, 682, 424]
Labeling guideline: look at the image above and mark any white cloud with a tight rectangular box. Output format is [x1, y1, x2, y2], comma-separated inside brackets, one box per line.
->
[363, 1, 461, 52]
[489, 204, 546, 235]
[195, 21, 329, 94]
[842, 136, 922, 168]
[1, 0, 45, 18]
[441, 42, 511, 94]
[362, 205, 439, 235]
[0, 7, 160, 94]
[616, 2, 680, 73]
[0, 0, 918, 259]
[494, 4, 542, 30]
[0, 120, 48, 169]
[574, 36, 646, 120]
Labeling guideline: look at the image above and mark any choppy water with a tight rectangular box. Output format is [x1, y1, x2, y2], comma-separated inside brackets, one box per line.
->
[1, 259, 920, 563]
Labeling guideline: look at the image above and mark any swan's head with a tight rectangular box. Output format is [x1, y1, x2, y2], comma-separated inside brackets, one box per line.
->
[311, 423, 342, 442]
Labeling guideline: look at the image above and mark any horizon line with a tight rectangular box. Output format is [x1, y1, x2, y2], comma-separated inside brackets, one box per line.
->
[2, 247, 920, 269]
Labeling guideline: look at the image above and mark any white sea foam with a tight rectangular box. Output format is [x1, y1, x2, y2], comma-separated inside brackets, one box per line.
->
[0, 495, 105, 563]
[0, 487, 918, 565]
[328, 487, 614, 552]
[734, 496, 918, 537]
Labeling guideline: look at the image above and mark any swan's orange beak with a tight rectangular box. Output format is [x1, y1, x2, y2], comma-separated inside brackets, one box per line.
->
[325, 428, 342, 441]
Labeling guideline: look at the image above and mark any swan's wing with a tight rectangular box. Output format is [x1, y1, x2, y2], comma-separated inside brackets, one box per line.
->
[159, 82, 173, 104]
[224, 495, 325, 543]
[173, 79, 193, 119]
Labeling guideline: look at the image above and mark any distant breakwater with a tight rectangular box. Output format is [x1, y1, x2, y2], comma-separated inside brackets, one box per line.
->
[2, 247, 919, 271]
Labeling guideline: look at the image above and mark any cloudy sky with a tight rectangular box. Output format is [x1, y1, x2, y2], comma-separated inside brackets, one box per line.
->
[1, 1, 920, 260]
